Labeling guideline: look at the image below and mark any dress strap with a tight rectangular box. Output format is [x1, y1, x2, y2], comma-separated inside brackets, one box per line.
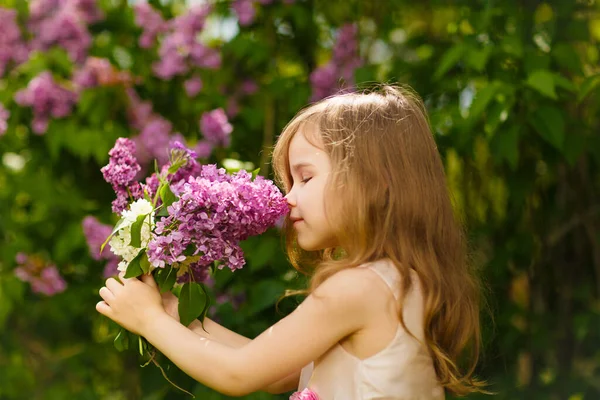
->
[363, 260, 401, 300]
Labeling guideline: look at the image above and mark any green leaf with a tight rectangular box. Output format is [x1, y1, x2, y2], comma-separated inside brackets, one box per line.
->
[159, 184, 177, 210]
[466, 46, 492, 72]
[248, 280, 286, 314]
[251, 167, 261, 180]
[179, 282, 207, 326]
[125, 249, 145, 278]
[578, 74, 600, 103]
[114, 329, 129, 352]
[433, 43, 466, 80]
[529, 106, 565, 150]
[526, 70, 557, 99]
[155, 266, 178, 293]
[129, 214, 149, 248]
[490, 125, 520, 170]
[100, 216, 128, 254]
[468, 82, 501, 122]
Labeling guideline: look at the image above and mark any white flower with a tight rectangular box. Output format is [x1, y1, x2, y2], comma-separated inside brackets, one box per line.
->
[109, 198, 156, 273]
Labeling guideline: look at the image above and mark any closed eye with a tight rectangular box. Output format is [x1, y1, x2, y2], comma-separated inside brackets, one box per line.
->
[301, 177, 312, 184]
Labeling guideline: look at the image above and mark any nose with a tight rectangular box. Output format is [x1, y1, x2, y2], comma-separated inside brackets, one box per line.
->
[284, 190, 296, 207]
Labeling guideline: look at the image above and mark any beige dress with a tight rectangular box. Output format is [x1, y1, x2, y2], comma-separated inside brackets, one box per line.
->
[297, 259, 445, 399]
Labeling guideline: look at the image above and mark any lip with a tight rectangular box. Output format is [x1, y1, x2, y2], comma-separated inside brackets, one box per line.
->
[291, 218, 304, 225]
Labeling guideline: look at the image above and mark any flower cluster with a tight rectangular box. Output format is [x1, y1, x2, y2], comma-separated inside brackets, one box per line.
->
[14, 253, 67, 296]
[73, 57, 134, 90]
[28, 0, 104, 63]
[0, 8, 29, 78]
[0, 103, 9, 136]
[82, 216, 119, 277]
[14, 71, 78, 134]
[147, 165, 289, 281]
[100, 138, 289, 284]
[231, 0, 295, 26]
[310, 23, 362, 101]
[140, 3, 221, 80]
[100, 138, 143, 213]
[109, 199, 156, 272]
[290, 389, 319, 400]
[200, 108, 233, 148]
[133, 2, 167, 49]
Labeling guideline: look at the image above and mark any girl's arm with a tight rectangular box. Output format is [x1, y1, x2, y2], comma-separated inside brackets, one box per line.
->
[163, 292, 301, 393]
[187, 318, 301, 393]
[138, 268, 372, 396]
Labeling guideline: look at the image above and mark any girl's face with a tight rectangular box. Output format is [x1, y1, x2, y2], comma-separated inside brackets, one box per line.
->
[285, 128, 338, 251]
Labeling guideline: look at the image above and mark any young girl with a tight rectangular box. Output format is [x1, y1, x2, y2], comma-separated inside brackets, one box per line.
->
[96, 85, 485, 399]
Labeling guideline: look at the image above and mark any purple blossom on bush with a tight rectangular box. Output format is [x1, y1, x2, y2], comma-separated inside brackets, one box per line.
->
[184, 76, 203, 97]
[28, 0, 103, 63]
[146, 165, 289, 276]
[73, 57, 112, 88]
[200, 108, 233, 147]
[152, 4, 219, 79]
[194, 140, 213, 159]
[14, 71, 78, 134]
[232, 0, 256, 26]
[133, 2, 167, 49]
[135, 117, 173, 166]
[310, 23, 362, 101]
[0, 8, 30, 78]
[0, 103, 9, 136]
[82, 216, 120, 277]
[14, 253, 67, 296]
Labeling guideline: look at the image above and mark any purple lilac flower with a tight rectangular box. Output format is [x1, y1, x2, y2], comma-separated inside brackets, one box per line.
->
[14, 253, 67, 296]
[28, 0, 103, 63]
[135, 117, 173, 166]
[73, 57, 113, 89]
[184, 76, 203, 97]
[133, 2, 167, 49]
[82, 216, 120, 277]
[240, 79, 259, 95]
[0, 103, 9, 135]
[232, 0, 256, 26]
[310, 23, 362, 101]
[194, 140, 213, 159]
[200, 108, 233, 147]
[101, 138, 143, 214]
[0, 8, 30, 78]
[152, 4, 218, 79]
[14, 71, 78, 134]
[146, 165, 289, 276]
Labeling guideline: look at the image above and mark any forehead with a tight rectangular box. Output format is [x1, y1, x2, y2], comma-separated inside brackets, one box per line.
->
[288, 124, 323, 159]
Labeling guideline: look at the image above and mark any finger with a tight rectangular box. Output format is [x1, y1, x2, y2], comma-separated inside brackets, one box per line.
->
[96, 301, 113, 318]
[105, 277, 123, 292]
[141, 273, 158, 288]
[118, 271, 136, 284]
[99, 286, 115, 304]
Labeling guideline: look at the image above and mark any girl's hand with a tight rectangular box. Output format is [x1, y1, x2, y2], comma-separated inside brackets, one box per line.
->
[161, 290, 181, 322]
[96, 272, 166, 336]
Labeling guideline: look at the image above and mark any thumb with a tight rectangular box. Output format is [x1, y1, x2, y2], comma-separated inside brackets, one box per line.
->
[141, 273, 158, 288]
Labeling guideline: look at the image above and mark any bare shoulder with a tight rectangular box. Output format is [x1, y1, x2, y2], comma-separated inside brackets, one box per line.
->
[311, 266, 388, 312]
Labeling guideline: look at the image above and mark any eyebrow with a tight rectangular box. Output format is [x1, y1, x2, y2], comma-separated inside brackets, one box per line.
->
[291, 162, 314, 172]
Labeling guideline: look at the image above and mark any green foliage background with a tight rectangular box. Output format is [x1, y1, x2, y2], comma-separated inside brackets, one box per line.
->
[0, 0, 599, 399]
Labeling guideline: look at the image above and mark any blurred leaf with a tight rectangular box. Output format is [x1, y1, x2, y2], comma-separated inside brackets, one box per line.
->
[249, 280, 286, 314]
[526, 70, 557, 99]
[578, 74, 600, 102]
[491, 125, 520, 170]
[114, 329, 129, 352]
[529, 106, 565, 150]
[433, 43, 466, 80]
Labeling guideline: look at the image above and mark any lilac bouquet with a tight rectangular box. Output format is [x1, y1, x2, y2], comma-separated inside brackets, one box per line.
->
[98, 138, 288, 389]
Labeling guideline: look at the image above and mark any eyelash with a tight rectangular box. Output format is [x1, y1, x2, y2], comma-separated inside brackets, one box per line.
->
[301, 177, 312, 184]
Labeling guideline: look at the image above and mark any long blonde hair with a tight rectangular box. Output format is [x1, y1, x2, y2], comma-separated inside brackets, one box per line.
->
[271, 85, 486, 396]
